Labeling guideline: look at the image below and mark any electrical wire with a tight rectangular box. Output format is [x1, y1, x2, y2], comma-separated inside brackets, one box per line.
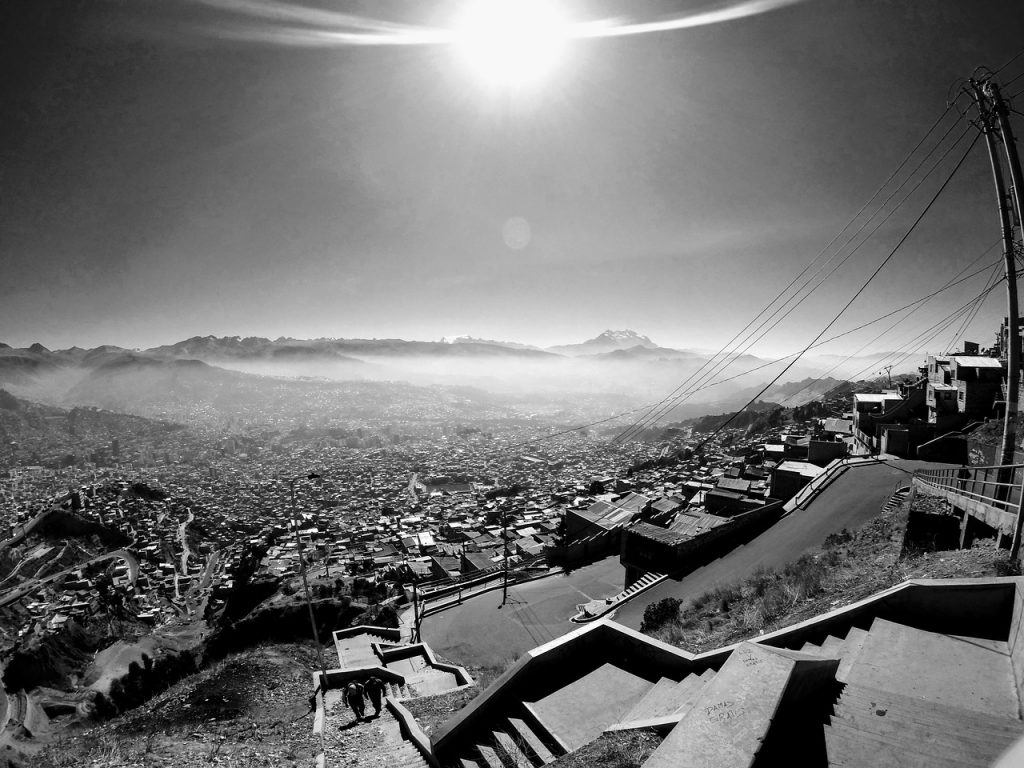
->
[765, 240, 1003, 406]
[691, 132, 982, 450]
[616, 121, 975, 442]
[610, 104, 960, 443]
[945, 262, 1003, 350]
[615, 116, 970, 442]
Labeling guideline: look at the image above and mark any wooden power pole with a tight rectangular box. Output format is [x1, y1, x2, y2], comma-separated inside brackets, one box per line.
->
[973, 78, 1024, 559]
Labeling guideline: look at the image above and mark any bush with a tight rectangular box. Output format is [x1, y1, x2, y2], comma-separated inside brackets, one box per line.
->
[641, 597, 681, 633]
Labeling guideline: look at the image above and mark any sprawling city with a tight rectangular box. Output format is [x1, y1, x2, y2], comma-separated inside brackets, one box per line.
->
[3, 1, 1024, 767]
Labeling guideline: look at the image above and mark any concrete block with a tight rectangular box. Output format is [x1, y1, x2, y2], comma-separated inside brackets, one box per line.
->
[835, 627, 869, 683]
[530, 662, 654, 750]
[642, 643, 837, 768]
[621, 677, 678, 722]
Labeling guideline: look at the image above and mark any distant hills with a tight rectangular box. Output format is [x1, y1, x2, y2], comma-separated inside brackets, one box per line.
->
[0, 330, 910, 425]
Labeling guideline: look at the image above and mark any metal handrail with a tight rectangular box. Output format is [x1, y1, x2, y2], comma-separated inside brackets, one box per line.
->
[912, 464, 1024, 513]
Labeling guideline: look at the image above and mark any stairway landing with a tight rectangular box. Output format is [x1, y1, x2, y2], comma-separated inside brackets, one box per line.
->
[843, 618, 1019, 717]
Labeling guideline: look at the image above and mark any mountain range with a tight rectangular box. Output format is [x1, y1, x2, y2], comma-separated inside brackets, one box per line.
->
[0, 330, 906, 423]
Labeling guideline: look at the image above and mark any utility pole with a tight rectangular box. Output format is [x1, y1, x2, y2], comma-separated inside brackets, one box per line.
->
[972, 80, 1020, 491]
[878, 365, 894, 388]
[289, 474, 327, 685]
[412, 581, 420, 643]
[984, 80, 1024, 560]
[501, 504, 510, 607]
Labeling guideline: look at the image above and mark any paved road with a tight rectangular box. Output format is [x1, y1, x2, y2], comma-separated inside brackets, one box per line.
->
[422, 459, 943, 666]
[0, 548, 138, 608]
[419, 556, 625, 668]
[611, 459, 939, 629]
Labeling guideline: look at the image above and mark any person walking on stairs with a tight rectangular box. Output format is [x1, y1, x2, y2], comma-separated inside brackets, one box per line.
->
[364, 676, 386, 717]
[343, 680, 366, 722]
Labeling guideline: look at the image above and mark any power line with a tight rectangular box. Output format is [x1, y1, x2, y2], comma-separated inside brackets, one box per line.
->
[610, 104, 960, 443]
[767, 244, 1002, 406]
[691, 131, 982, 450]
[527, 251, 1000, 451]
[617, 121, 975, 442]
[844, 279, 1005, 382]
[615, 116, 970, 442]
[994, 47, 1024, 77]
[945, 262, 1003, 350]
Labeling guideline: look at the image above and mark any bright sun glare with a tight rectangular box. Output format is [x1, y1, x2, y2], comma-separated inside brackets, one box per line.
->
[453, 0, 571, 88]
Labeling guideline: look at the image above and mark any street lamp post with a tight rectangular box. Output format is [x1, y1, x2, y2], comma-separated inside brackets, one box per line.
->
[288, 472, 328, 685]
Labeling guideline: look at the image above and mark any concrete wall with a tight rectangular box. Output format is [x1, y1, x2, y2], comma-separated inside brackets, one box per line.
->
[1010, 580, 1024, 718]
[431, 577, 1024, 763]
[621, 502, 783, 577]
[808, 440, 846, 466]
[430, 621, 716, 760]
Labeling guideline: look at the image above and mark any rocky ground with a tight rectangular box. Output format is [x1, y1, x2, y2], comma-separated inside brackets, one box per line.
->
[37, 642, 322, 768]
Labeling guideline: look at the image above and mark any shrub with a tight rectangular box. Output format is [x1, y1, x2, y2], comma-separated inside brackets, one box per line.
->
[640, 597, 682, 633]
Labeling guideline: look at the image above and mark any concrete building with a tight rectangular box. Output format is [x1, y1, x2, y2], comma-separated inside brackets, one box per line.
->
[770, 460, 824, 501]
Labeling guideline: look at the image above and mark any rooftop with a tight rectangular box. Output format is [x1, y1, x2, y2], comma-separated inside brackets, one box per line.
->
[775, 460, 825, 478]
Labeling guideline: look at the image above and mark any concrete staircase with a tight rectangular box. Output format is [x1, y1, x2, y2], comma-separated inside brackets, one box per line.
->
[408, 668, 459, 697]
[575, 570, 666, 620]
[387, 680, 413, 699]
[881, 486, 910, 514]
[455, 710, 567, 768]
[825, 683, 1024, 768]
[322, 705, 430, 768]
[619, 571, 665, 599]
[609, 668, 717, 729]
[792, 626, 871, 683]
[336, 632, 393, 669]
[449, 662, 663, 767]
[641, 643, 838, 768]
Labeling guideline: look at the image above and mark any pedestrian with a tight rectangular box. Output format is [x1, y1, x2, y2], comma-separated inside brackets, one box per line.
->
[343, 680, 366, 722]
[364, 676, 386, 717]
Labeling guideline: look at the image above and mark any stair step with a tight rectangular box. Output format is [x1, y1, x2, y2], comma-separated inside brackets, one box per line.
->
[476, 743, 504, 768]
[825, 720, 981, 768]
[506, 716, 555, 765]
[820, 635, 844, 657]
[459, 759, 480, 768]
[620, 677, 677, 722]
[836, 627, 870, 683]
[644, 643, 837, 768]
[824, 723, 972, 768]
[830, 709, 1010, 763]
[493, 728, 537, 767]
[800, 641, 822, 655]
[668, 669, 716, 718]
[838, 685, 1024, 740]
[846, 618, 1018, 717]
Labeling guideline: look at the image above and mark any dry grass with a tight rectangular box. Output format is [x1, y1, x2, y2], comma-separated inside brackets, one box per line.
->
[642, 492, 1017, 653]
[401, 659, 513, 737]
[546, 730, 662, 768]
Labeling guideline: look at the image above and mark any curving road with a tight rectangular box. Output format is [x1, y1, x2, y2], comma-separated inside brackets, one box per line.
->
[421, 459, 944, 666]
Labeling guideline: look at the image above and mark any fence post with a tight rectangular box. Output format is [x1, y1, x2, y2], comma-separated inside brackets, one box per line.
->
[1011, 466, 1024, 561]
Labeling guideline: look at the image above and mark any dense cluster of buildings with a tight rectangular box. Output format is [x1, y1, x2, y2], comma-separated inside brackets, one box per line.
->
[852, 331, 1014, 461]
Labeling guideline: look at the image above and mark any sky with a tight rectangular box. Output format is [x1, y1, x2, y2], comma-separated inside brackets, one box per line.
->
[2, 0, 1024, 357]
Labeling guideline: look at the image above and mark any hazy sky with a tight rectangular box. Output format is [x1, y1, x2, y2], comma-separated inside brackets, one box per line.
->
[3, 0, 1023, 356]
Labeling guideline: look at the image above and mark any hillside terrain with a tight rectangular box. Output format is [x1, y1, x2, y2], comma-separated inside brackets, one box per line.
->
[639, 491, 1017, 652]
[39, 642, 321, 768]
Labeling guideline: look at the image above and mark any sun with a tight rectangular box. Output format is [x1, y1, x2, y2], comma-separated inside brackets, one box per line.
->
[453, 0, 571, 88]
